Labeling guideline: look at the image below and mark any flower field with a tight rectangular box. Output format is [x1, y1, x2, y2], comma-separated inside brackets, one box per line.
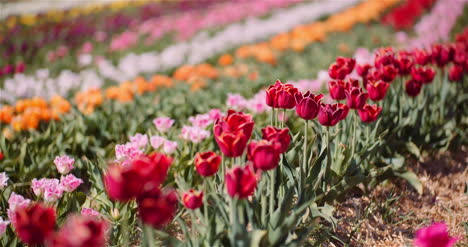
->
[0, 0, 467, 246]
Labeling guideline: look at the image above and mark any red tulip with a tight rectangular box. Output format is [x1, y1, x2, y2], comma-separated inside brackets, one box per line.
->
[50, 215, 109, 247]
[13, 203, 56, 246]
[453, 44, 467, 65]
[345, 87, 368, 109]
[374, 47, 395, 68]
[294, 91, 323, 120]
[366, 80, 389, 101]
[379, 64, 398, 82]
[395, 52, 414, 75]
[328, 57, 355, 80]
[248, 140, 281, 171]
[104, 153, 172, 201]
[261, 126, 290, 153]
[317, 103, 348, 126]
[411, 66, 436, 84]
[15, 62, 25, 74]
[448, 65, 464, 82]
[137, 188, 178, 228]
[0, 151, 3, 160]
[405, 79, 423, 97]
[265, 80, 299, 109]
[182, 189, 203, 210]
[213, 110, 254, 157]
[413, 49, 431, 65]
[3, 64, 13, 75]
[356, 64, 372, 77]
[194, 151, 221, 177]
[358, 104, 382, 123]
[431, 44, 450, 67]
[328, 80, 347, 100]
[225, 164, 258, 199]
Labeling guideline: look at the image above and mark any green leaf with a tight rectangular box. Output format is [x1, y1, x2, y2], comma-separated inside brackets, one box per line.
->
[406, 142, 422, 161]
[395, 171, 423, 194]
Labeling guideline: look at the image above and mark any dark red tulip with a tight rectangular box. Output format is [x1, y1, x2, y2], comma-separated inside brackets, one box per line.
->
[137, 188, 178, 228]
[194, 151, 221, 177]
[3, 64, 14, 75]
[453, 44, 467, 65]
[13, 203, 56, 246]
[366, 80, 390, 101]
[317, 103, 348, 126]
[328, 80, 347, 100]
[379, 64, 398, 82]
[261, 126, 290, 153]
[213, 110, 254, 157]
[374, 47, 395, 68]
[395, 51, 414, 75]
[248, 140, 281, 171]
[358, 104, 382, 123]
[104, 153, 172, 201]
[328, 57, 355, 80]
[356, 64, 372, 77]
[50, 215, 109, 247]
[405, 79, 423, 97]
[431, 44, 450, 67]
[182, 189, 203, 210]
[413, 48, 431, 65]
[345, 87, 368, 109]
[294, 91, 323, 120]
[15, 62, 25, 74]
[265, 80, 299, 109]
[448, 65, 464, 82]
[225, 164, 258, 199]
[411, 66, 436, 84]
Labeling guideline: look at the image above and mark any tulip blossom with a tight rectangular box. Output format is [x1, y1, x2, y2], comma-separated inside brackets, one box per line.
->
[405, 79, 423, 97]
[194, 151, 221, 177]
[226, 93, 248, 111]
[374, 47, 395, 68]
[180, 126, 210, 143]
[345, 87, 368, 109]
[137, 188, 178, 228]
[414, 222, 458, 247]
[163, 140, 178, 154]
[182, 189, 204, 210]
[366, 80, 390, 101]
[261, 126, 290, 153]
[356, 64, 372, 78]
[225, 164, 258, 199]
[378, 64, 398, 82]
[0, 217, 9, 237]
[294, 91, 323, 120]
[328, 80, 347, 100]
[129, 133, 148, 149]
[431, 44, 451, 67]
[189, 113, 213, 129]
[51, 215, 109, 247]
[81, 208, 101, 217]
[150, 136, 166, 149]
[13, 203, 56, 246]
[265, 80, 299, 109]
[60, 174, 83, 192]
[104, 153, 172, 201]
[411, 66, 436, 84]
[248, 140, 281, 171]
[0, 172, 8, 189]
[31, 178, 64, 202]
[115, 142, 143, 161]
[413, 49, 431, 65]
[448, 65, 464, 82]
[153, 117, 175, 133]
[54, 155, 75, 174]
[317, 103, 349, 126]
[358, 104, 382, 123]
[0, 151, 3, 160]
[213, 110, 254, 157]
[328, 57, 356, 80]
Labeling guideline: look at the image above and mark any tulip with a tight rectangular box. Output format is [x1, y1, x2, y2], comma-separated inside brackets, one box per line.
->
[414, 222, 458, 247]
[54, 155, 75, 174]
[431, 44, 450, 67]
[213, 110, 254, 157]
[405, 79, 423, 97]
[366, 80, 389, 101]
[15, 62, 25, 74]
[395, 52, 414, 75]
[13, 203, 56, 246]
[379, 64, 398, 82]
[137, 188, 178, 228]
[328, 57, 355, 80]
[374, 47, 395, 68]
[225, 164, 258, 199]
[194, 151, 221, 177]
[317, 103, 348, 126]
[294, 91, 323, 120]
[261, 126, 290, 153]
[3, 64, 14, 75]
[60, 174, 83, 192]
[345, 87, 368, 109]
[356, 64, 372, 77]
[248, 140, 281, 171]
[265, 80, 299, 109]
[182, 189, 203, 210]
[328, 80, 347, 100]
[448, 65, 464, 82]
[50, 215, 109, 247]
[413, 49, 431, 65]
[411, 66, 436, 84]
[357, 104, 382, 123]
[152, 117, 175, 133]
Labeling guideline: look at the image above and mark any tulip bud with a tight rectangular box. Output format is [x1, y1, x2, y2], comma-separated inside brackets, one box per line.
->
[225, 164, 258, 199]
[411, 66, 436, 84]
[357, 104, 382, 123]
[194, 151, 221, 177]
[213, 110, 254, 157]
[182, 189, 203, 210]
[265, 80, 299, 109]
[328, 80, 347, 100]
[261, 126, 290, 153]
[137, 188, 178, 228]
[248, 140, 281, 171]
[366, 80, 389, 101]
[448, 65, 464, 82]
[317, 103, 348, 126]
[405, 79, 423, 97]
[294, 91, 323, 120]
[345, 87, 368, 109]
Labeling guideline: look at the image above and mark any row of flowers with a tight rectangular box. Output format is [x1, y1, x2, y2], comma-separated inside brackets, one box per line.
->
[0, 0, 399, 133]
[381, 0, 435, 30]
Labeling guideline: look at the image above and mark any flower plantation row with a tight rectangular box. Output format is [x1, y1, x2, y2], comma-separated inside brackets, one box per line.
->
[0, 24, 466, 245]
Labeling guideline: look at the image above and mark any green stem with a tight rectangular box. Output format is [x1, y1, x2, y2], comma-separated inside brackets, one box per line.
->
[269, 169, 275, 219]
[325, 127, 332, 190]
[204, 180, 209, 226]
[144, 224, 156, 247]
[230, 197, 238, 246]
